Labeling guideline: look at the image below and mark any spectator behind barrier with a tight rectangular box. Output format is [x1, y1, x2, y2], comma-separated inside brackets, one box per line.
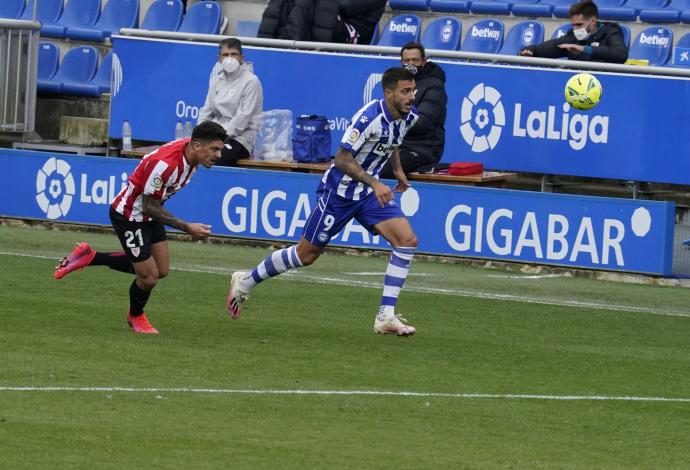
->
[518, 0, 628, 64]
[258, 0, 386, 45]
[198, 38, 263, 166]
[380, 42, 447, 179]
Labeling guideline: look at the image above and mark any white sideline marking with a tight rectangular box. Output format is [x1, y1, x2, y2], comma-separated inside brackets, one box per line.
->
[488, 274, 570, 279]
[0, 386, 689, 403]
[1, 250, 687, 318]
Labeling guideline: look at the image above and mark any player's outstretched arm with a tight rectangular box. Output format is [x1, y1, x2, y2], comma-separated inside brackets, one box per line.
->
[142, 195, 211, 240]
[335, 147, 392, 206]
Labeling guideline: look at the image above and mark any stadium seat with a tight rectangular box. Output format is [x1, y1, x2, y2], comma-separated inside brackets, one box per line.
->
[140, 0, 184, 31]
[42, 0, 101, 39]
[597, 0, 669, 21]
[421, 17, 462, 50]
[389, 0, 431, 10]
[178, 1, 222, 34]
[377, 14, 422, 47]
[510, 0, 554, 18]
[462, 18, 504, 53]
[370, 22, 379, 45]
[19, 0, 63, 27]
[62, 51, 113, 96]
[500, 21, 544, 56]
[670, 32, 690, 66]
[548, 0, 580, 18]
[67, 0, 139, 42]
[0, 0, 25, 20]
[235, 20, 260, 37]
[620, 23, 631, 48]
[628, 26, 673, 65]
[38, 45, 99, 94]
[429, 0, 471, 13]
[470, 0, 513, 15]
[551, 22, 571, 39]
[639, 0, 690, 22]
[37, 41, 59, 92]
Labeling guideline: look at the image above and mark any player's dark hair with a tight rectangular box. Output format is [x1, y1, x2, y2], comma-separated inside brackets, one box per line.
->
[381, 67, 415, 92]
[569, 0, 598, 18]
[219, 37, 243, 54]
[400, 41, 426, 59]
[192, 121, 227, 143]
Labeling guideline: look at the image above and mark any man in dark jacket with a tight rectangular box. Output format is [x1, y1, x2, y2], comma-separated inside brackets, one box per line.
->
[380, 42, 447, 178]
[258, 0, 386, 45]
[518, 0, 628, 64]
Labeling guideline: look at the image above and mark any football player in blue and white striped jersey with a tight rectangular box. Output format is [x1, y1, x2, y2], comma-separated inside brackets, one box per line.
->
[228, 67, 421, 336]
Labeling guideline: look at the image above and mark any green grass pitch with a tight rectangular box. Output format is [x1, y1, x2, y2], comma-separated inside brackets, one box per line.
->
[1, 224, 690, 469]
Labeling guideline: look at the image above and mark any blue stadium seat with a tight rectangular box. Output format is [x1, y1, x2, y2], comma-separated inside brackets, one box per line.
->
[500, 21, 544, 56]
[628, 26, 673, 65]
[548, 0, 579, 18]
[178, 1, 222, 34]
[510, 0, 554, 18]
[598, 0, 669, 21]
[470, 0, 513, 15]
[37, 41, 59, 92]
[236, 20, 260, 37]
[551, 22, 571, 39]
[141, 0, 184, 31]
[63, 52, 113, 96]
[67, 0, 139, 42]
[640, 0, 690, 22]
[377, 14, 422, 47]
[370, 22, 379, 44]
[38, 45, 99, 94]
[671, 32, 690, 66]
[389, 0, 431, 10]
[421, 17, 462, 50]
[619, 23, 631, 48]
[19, 0, 62, 27]
[462, 18, 504, 53]
[429, 0, 471, 12]
[0, 0, 25, 19]
[43, 0, 101, 39]
[683, 10, 690, 21]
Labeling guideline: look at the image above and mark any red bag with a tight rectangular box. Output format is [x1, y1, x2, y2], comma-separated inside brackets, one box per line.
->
[449, 162, 484, 175]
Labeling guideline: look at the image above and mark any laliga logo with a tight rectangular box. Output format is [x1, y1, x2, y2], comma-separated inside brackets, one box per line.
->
[36, 157, 75, 219]
[460, 83, 506, 152]
[111, 53, 123, 97]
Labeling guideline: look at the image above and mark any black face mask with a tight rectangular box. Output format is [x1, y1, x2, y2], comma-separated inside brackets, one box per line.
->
[403, 63, 419, 76]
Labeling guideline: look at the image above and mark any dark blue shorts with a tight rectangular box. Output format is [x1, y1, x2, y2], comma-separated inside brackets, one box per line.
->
[302, 187, 405, 247]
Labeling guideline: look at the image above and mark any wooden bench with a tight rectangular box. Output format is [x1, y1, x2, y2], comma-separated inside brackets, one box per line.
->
[120, 147, 515, 187]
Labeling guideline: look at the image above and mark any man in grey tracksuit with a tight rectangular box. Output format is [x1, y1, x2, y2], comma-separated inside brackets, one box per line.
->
[199, 38, 263, 166]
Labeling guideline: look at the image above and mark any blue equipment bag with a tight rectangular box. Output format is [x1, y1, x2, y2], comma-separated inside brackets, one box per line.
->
[293, 115, 331, 163]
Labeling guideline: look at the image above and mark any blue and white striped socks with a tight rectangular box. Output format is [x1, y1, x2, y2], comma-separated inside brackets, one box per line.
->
[380, 246, 416, 317]
[240, 245, 303, 292]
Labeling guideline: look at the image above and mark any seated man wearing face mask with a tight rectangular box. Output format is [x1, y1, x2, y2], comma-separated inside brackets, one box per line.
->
[199, 38, 264, 166]
[518, 0, 627, 63]
[379, 42, 447, 179]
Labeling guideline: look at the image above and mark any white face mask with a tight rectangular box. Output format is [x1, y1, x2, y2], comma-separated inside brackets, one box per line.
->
[573, 27, 589, 41]
[222, 57, 240, 75]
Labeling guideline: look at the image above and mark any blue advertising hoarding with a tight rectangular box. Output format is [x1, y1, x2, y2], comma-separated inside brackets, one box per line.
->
[0, 149, 674, 275]
[110, 35, 690, 185]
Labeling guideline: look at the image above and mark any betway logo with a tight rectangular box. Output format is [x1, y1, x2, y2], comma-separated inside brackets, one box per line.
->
[639, 32, 669, 46]
[471, 26, 500, 40]
[389, 22, 417, 34]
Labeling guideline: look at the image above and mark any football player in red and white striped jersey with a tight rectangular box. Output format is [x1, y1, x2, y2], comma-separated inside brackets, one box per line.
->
[54, 122, 227, 334]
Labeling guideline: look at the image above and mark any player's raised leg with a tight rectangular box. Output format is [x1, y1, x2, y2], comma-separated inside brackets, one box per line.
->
[54, 243, 135, 279]
[228, 237, 323, 319]
[372, 216, 418, 336]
